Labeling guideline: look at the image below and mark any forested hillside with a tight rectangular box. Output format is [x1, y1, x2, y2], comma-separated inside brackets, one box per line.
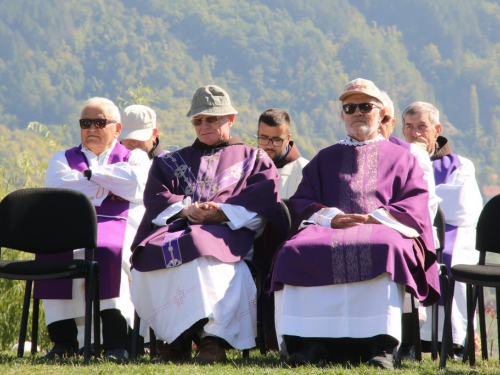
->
[1, 0, 500, 192]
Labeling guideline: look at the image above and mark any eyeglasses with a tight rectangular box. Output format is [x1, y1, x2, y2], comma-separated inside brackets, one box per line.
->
[191, 116, 220, 126]
[79, 118, 117, 129]
[257, 136, 288, 147]
[342, 103, 381, 115]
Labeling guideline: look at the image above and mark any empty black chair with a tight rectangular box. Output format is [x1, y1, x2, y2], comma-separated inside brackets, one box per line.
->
[440, 194, 500, 368]
[0, 188, 101, 360]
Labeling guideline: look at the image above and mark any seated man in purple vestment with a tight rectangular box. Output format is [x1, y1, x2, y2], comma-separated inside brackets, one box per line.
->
[402, 101, 483, 358]
[130, 85, 285, 364]
[268, 78, 440, 369]
[35, 97, 150, 360]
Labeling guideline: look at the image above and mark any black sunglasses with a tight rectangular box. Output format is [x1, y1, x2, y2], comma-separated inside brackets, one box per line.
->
[191, 116, 220, 126]
[342, 103, 381, 115]
[79, 118, 117, 129]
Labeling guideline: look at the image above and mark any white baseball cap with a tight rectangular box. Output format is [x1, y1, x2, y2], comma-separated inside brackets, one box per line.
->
[120, 105, 157, 141]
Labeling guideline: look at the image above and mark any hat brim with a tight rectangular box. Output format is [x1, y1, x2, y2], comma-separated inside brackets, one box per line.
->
[339, 91, 383, 104]
[186, 107, 238, 118]
[120, 128, 154, 142]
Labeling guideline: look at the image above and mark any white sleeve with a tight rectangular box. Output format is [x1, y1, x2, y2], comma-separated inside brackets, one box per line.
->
[89, 149, 150, 204]
[299, 207, 343, 230]
[44, 151, 109, 206]
[410, 144, 441, 221]
[436, 156, 483, 228]
[152, 197, 191, 227]
[219, 204, 264, 232]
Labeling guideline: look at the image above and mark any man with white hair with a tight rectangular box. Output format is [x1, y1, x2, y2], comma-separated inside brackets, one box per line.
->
[269, 78, 440, 370]
[402, 101, 483, 358]
[34, 97, 150, 361]
[120, 104, 166, 159]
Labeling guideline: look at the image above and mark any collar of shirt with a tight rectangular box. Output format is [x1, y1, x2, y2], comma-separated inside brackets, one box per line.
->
[339, 134, 385, 146]
[81, 139, 117, 164]
[275, 144, 290, 163]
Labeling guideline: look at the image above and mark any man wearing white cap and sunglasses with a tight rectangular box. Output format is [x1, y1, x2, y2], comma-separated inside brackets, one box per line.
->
[269, 78, 440, 369]
[120, 105, 166, 159]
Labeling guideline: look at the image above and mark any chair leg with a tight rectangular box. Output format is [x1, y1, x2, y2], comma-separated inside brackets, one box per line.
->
[130, 311, 141, 359]
[431, 302, 438, 360]
[496, 288, 500, 361]
[149, 328, 157, 359]
[477, 286, 488, 360]
[465, 284, 475, 367]
[93, 263, 101, 359]
[84, 267, 93, 361]
[411, 299, 422, 361]
[439, 278, 455, 369]
[31, 299, 39, 354]
[243, 349, 250, 359]
[18, 280, 33, 358]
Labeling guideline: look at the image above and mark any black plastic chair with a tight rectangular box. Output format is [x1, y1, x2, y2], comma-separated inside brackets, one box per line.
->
[0, 188, 101, 360]
[440, 194, 500, 369]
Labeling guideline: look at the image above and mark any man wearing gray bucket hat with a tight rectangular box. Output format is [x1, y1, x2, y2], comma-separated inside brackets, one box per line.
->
[130, 85, 286, 364]
[120, 105, 166, 159]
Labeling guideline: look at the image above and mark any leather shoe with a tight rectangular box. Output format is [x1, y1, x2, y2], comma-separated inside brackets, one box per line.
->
[194, 337, 227, 364]
[104, 348, 129, 362]
[369, 341, 394, 370]
[288, 339, 329, 366]
[153, 342, 191, 362]
[44, 341, 79, 359]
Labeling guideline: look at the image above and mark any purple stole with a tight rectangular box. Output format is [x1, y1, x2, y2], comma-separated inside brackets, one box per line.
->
[34, 143, 131, 300]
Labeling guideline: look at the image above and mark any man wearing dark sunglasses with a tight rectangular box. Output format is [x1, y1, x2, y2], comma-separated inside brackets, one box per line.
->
[130, 85, 286, 364]
[269, 78, 439, 370]
[36, 97, 150, 361]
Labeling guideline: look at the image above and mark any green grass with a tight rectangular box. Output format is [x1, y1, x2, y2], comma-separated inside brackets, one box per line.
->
[1, 350, 500, 375]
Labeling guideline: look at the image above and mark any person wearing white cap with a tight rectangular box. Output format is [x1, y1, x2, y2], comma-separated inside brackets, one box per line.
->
[269, 78, 439, 369]
[120, 105, 166, 159]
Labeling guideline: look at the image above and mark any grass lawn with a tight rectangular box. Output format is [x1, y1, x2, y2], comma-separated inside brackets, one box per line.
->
[0, 350, 499, 375]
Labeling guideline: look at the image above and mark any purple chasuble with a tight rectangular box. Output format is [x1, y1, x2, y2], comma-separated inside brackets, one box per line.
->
[131, 137, 286, 272]
[389, 136, 411, 151]
[268, 140, 440, 306]
[34, 142, 131, 300]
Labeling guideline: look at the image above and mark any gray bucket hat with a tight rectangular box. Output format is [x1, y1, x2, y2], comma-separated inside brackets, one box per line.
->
[186, 85, 238, 118]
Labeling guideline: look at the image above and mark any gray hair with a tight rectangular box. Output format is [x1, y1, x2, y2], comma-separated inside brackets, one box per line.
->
[81, 97, 121, 122]
[380, 91, 394, 117]
[401, 101, 440, 127]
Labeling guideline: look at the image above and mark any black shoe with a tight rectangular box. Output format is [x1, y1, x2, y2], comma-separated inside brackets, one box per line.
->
[104, 348, 129, 362]
[288, 339, 329, 366]
[369, 341, 394, 370]
[44, 341, 79, 359]
[400, 343, 415, 362]
[453, 345, 464, 360]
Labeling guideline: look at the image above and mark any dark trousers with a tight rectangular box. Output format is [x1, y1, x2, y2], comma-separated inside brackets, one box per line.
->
[47, 308, 129, 350]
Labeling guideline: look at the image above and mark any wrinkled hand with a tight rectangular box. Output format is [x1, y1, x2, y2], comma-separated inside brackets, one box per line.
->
[331, 214, 380, 229]
[180, 201, 228, 224]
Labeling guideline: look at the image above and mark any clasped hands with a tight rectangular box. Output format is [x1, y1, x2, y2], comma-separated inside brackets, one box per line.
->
[331, 213, 380, 229]
[178, 201, 228, 224]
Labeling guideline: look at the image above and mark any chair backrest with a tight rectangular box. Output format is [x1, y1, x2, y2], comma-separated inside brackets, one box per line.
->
[476, 194, 500, 255]
[281, 199, 292, 232]
[433, 205, 446, 262]
[0, 187, 97, 254]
